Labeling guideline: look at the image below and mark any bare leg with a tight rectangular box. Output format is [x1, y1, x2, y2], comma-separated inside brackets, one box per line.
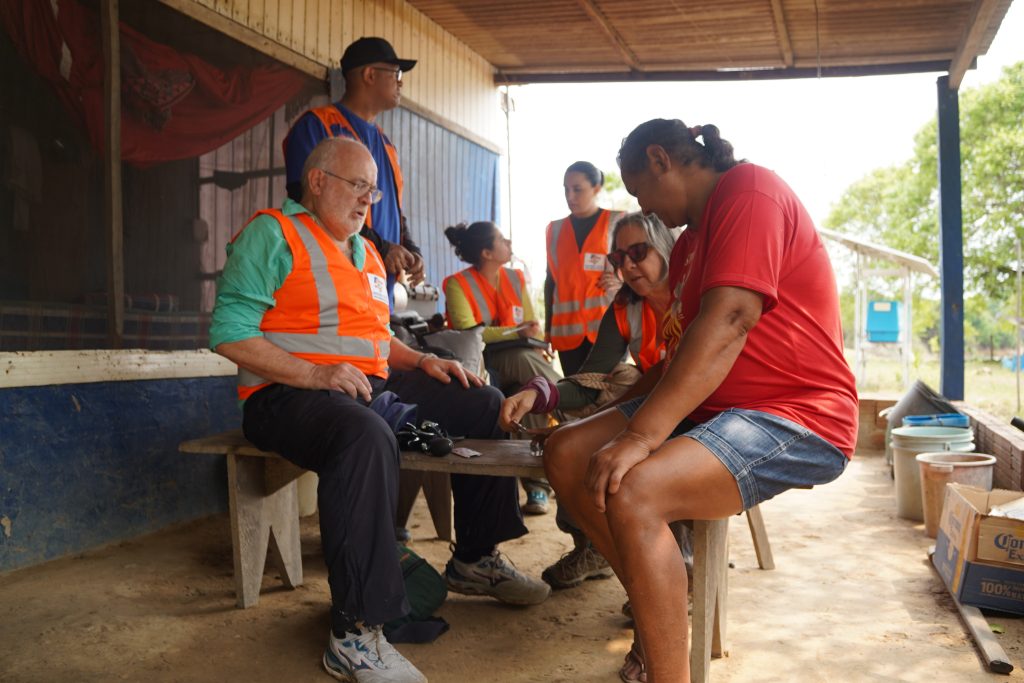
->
[543, 410, 630, 573]
[545, 417, 743, 683]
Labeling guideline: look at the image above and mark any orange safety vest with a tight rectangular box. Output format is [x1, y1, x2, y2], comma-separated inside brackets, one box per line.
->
[613, 298, 665, 373]
[233, 209, 392, 400]
[545, 209, 620, 351]
[442, 266, 526, 328]
[283, 104, 404, 229]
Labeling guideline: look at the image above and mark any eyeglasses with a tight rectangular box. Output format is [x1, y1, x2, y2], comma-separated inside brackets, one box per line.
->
[371, 66, 403, 82]
[607, 242, 651, 269]
[319, 169, 383, 204]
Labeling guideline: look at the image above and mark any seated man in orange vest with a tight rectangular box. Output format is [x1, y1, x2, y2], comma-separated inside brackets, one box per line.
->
[211, 137, 549, 683]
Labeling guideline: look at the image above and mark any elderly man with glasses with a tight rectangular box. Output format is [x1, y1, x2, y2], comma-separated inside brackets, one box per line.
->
[212, 137, 549, 683]
[284, 36, 425, 307]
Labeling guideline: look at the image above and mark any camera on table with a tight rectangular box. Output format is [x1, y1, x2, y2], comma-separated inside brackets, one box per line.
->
[396, 420, 453, 457]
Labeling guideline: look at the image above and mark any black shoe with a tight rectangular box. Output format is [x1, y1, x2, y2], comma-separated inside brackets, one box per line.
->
[395, 526, 412, 543]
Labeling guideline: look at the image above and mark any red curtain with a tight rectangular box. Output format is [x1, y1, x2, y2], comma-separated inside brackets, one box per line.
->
[0, 0, 310, 165]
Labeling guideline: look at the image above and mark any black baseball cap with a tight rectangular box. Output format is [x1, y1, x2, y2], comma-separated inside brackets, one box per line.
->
[341, 37, 417, 73]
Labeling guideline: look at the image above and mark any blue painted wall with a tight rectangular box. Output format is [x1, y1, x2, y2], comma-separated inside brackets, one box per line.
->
[0, 376, 239, 573]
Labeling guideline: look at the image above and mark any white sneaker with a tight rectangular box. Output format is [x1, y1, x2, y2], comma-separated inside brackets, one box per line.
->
[322, 626, 427, 683]
[445, 550, 551, 605]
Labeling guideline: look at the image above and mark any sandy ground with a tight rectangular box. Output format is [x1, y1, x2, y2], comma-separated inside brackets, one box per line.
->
[1, 450, 1023, 682]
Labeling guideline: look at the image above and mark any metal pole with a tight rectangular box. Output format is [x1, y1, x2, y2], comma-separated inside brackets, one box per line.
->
[1017, 239, 1021, 413]
[502, 86, 514, 238]
[937, 75, 965, 399]
[903, 266, 912, 389]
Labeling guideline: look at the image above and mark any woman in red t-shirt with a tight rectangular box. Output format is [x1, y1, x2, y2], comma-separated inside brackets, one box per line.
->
[539, 119, 858, 682]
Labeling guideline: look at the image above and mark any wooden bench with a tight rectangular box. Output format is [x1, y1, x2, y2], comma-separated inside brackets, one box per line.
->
[180, 430, 768, 682]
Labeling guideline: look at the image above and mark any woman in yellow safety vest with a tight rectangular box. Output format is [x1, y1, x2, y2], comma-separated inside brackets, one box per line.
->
[545, 161, 622, 376]
[444, 221, 562, 513]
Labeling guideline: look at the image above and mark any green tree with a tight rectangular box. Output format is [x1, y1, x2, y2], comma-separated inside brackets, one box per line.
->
[825, 61, 1024, 350]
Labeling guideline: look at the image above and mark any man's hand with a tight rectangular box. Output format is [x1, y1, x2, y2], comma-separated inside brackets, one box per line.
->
[384, 243, 417, 276]
[405, 252, 426, 286]
[307, 362, 372, 401]
[499, 389, 539, 432]
[585, 430, 652, 511]
[418, 356, 483, 389]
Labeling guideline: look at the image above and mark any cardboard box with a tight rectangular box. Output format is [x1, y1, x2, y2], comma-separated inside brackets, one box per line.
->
[932, 484, 1024, 614]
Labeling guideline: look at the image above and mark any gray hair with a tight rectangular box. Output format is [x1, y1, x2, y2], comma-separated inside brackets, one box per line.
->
[611, 211, 678, 304]
[300, 137, 367, 198]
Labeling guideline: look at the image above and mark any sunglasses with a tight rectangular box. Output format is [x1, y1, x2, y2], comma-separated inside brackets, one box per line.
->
[607, 242, 651, 269]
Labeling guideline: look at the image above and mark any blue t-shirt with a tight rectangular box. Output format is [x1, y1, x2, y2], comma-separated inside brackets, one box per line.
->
[284, 103, 401, 246]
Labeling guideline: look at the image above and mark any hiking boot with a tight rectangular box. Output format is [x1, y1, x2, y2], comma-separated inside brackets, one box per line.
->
[445, 550, 551, 605]
[541, 543, 614, 589]
[323, 626, 427, 683]
[522, 487, 549, 515]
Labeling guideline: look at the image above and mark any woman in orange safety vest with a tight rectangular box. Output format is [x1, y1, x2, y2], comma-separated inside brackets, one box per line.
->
[497, 211, 681, 591]
[545, 161, 623, 376]
[444, 220, 561, 514]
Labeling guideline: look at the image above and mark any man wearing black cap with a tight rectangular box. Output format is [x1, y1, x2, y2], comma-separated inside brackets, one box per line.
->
[284, 36, 425, 304]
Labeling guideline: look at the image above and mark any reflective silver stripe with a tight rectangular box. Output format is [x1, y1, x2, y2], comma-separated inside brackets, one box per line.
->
[237, 338, 389, 390]
[584, 296, 606, 309]
[626, 301, 643, 357]
[285, 214, 339, 328]
[586, 319, 602, 334]
[505, 268, 523, 302]
[551, 323, 584, 337]
[552, 300, 580, 314]
[238, 367, 268, 388]
[264, 331, 378, 356]
[547, 219, 563, 261]
[606, 211, 622, 251]
[462, 272, 493, 325]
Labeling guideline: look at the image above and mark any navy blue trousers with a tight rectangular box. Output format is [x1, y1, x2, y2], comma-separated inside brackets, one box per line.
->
[242, 370, 527, 630]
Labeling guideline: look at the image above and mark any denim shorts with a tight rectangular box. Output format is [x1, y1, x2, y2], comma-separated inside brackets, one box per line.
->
[616, 398, 848, 509]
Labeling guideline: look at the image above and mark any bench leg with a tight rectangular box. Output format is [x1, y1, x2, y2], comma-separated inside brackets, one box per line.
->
[421, 473, 453, 542]
[396, 470, 423, 530]
[691, 518, 729, 683]
[396, 471, 453, 542]
[745, 504, 775, 570]
[227, 454, 303, 608]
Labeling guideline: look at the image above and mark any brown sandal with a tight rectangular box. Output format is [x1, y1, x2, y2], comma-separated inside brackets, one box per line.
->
[619, 639, 646, 683]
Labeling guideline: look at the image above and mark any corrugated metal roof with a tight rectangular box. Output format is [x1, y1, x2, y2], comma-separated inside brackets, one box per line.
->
[405, 0, 1014, 86]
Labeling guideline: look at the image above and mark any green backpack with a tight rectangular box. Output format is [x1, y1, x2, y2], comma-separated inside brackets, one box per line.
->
[383, 544, 449, 643]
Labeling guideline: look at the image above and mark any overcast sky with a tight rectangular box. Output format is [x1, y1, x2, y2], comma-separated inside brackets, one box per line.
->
[500, 2, 1024, 288]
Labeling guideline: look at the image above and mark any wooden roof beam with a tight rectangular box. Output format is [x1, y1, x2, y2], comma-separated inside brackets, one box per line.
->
[574, 0, 642, 71]
[947, 0, 1002, 89]
[769, 0, 794, 67]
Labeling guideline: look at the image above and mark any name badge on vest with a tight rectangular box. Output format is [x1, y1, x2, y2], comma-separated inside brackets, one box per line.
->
[583, 253, 606, 271]
[512, 306, 524, 325]
[367, 273, 388, 303]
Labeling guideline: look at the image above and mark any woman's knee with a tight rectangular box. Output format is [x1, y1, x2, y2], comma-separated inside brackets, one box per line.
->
[605, 467, 667, 527]
[543, 422, 588, 486]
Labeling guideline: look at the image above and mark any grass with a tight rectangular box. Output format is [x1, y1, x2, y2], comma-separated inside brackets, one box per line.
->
[854, 351, 1024, 422]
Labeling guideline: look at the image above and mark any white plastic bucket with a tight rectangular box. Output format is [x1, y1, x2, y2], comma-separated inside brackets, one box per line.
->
[916, 452, 996, 538]
[891, 426, 974, 521]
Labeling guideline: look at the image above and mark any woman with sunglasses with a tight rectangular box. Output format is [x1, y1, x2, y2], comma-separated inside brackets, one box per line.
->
[545, 161, 624, 377]
[542, 120, 858, 682]
[499, 212, 683, 592]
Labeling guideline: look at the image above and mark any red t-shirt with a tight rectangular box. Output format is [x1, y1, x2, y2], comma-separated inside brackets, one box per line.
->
[665, 163, 858, 456]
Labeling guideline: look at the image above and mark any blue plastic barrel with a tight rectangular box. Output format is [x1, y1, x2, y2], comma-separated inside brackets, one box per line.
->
[903, 413, 970, 428]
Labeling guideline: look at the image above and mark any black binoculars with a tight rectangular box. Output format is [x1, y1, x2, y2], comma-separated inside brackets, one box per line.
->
[397, 420, 453, 457]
